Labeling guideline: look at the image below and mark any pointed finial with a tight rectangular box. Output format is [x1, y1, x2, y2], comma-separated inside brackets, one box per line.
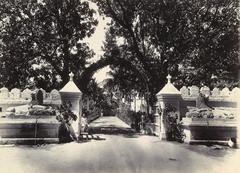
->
[69, 72, 74, 81]
[167, 74, 171, 83]
[211, 74, 217, 79]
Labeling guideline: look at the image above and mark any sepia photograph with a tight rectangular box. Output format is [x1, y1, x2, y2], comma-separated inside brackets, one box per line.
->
[0, 0, 239, 173]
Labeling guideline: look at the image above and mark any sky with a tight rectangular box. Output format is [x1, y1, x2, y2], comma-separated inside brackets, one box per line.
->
[85, 1, 111, 83]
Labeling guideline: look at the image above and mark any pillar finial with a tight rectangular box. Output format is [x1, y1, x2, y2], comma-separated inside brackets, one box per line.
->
[69, 72, 74, 81]
[167, 74, 171, 83]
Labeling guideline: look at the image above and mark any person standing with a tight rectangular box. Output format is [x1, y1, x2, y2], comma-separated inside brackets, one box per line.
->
[81, 109, 89, 133]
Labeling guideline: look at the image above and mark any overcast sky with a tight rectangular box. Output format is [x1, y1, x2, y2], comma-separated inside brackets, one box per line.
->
[85, 1, 111, 83]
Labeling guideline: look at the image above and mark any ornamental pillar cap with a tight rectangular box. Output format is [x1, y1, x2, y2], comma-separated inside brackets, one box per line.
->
[157, 74, 180, 95]
[59, 72, 82, 94]
[167, 74, 171, 83]
[69, 72, 74, 81]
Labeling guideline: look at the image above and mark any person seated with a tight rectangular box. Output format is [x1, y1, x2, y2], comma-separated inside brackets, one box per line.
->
[56, 102, 78, 143]
[196, 93, 212, 110]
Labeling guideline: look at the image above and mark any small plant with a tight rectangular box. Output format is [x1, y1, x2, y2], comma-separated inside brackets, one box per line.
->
[164, 104, 186, 142]
[56, 103, 78, 143]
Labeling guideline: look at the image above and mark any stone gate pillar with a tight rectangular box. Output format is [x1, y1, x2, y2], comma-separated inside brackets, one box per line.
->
[156, 75, 181, 140]
[59, 72, 82, 134]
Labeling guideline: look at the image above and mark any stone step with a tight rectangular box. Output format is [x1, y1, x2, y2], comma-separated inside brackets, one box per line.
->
[88, 127, 136, 134]
[78, 133, 103, 141]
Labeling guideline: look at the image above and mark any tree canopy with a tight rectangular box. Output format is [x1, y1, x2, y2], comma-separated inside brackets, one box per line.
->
[92, 0, 239, 104]
[0, 0, 239, 110]
[0, 0, 98, 91]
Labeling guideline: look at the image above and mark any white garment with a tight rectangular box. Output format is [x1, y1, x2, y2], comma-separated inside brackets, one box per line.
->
[81, 117, 88, 127]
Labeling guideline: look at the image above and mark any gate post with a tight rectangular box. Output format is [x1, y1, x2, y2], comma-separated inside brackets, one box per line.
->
[156, 75, 181, 140]
[59, 72, 82, 135]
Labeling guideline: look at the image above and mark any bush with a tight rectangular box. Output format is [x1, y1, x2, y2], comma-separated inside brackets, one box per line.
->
[128, 111, 154, 132]
[163, 104, 185, 142]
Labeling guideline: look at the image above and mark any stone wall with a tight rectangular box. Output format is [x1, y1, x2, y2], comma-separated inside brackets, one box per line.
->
[179, 86, 240, 118]
[130, 96, 147, 112]
[0, 87, 61, 113]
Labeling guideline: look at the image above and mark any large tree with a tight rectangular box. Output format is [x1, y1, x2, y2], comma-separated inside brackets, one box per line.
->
[102, 29, 150, 99]
[0, 0, 98, 90]
[92, 0, 239, 107]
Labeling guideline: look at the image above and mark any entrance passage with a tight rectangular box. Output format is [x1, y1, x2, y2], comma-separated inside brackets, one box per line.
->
[89, 116, 135, 134]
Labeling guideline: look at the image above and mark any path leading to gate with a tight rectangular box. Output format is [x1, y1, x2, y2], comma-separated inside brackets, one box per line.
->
[89, 116, 130, 128]
[0, 134, 238, 173]
[89, 116, 135, 134]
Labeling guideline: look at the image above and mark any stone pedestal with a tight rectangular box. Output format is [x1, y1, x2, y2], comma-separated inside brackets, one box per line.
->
[182, 117, 238, 145]
[156, 75, 181, 140]
[59, 72, 82, 134]
[0, 116, 61, 144]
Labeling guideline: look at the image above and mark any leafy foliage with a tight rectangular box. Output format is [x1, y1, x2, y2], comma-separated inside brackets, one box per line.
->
[163, 104, 186, 142]
[0, 0, 98, 91]
[92, 0, 239, 107]
[0, 0, 239, 113]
